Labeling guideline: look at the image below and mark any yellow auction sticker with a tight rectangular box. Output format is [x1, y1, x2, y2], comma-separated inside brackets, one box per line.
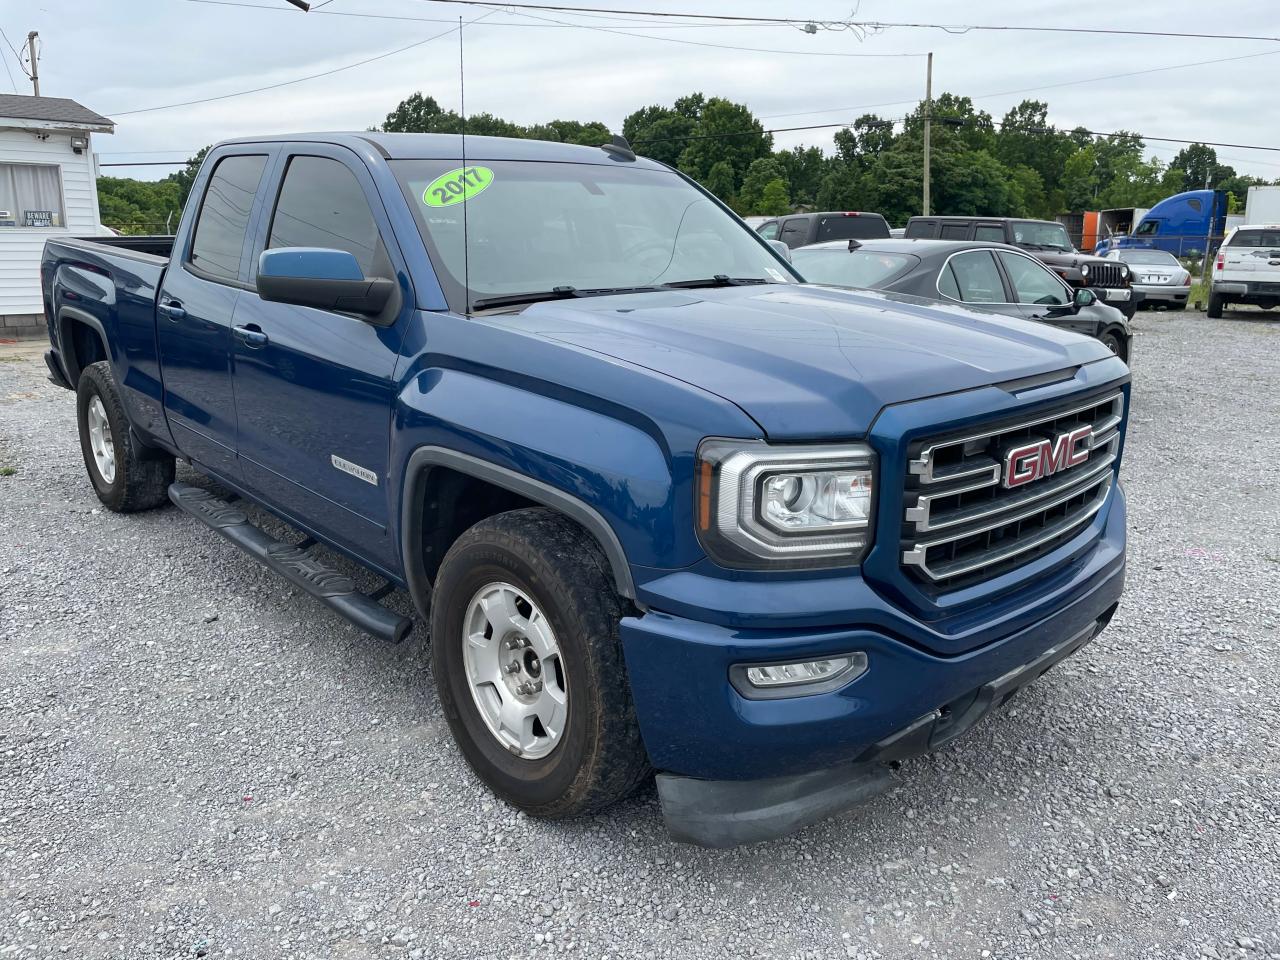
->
[422, 166, 494, 207]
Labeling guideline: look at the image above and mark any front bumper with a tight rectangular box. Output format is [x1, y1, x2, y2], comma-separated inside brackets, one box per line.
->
[1132, 283, 1189, 304]
[621, 484, 1126, 845]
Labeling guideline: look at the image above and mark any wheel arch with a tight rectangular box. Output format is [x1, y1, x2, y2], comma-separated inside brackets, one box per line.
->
[400, 446, 639, 618]
[57, 306, 111, 385]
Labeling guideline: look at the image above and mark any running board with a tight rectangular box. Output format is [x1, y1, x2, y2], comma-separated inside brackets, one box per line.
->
[168, 482, 412, 644]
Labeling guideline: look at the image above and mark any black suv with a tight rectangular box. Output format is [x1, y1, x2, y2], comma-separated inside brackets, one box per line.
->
[757, 211, 891, 249]
[905, 216, 1137, 318]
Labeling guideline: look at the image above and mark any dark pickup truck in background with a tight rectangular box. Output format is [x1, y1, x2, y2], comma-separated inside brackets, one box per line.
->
[755, 210, 892, 248]
[41, 132, 1129, 846]
[906, 216, 1138, 318]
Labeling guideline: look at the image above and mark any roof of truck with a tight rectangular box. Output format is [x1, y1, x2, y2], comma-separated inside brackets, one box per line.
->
[214, 132, 669, 168]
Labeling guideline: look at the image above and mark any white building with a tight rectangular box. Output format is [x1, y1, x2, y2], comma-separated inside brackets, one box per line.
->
[0, 95, 113, 338]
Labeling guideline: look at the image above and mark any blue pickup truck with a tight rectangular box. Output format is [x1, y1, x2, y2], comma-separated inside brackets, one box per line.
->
[41, 133, 1128, 846]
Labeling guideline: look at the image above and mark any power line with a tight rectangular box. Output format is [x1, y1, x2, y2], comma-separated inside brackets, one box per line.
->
[107, 9, 497, 116]
[182, 0, 924, 55]
[483, 2, 926, 57]
[760, 48, 1280, 121]
[414, 1, 1280, 42]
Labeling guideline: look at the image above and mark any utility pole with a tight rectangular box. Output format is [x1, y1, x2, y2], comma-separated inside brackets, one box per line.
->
[922, 52, 932, 216]
[26, 32, 39, 96]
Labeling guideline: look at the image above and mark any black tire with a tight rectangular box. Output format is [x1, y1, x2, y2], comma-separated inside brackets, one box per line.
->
[430, 507, 649, 818]
[1099, 329, 1126, 361]
[1207, 292, 1225, 319]
[76, 361, 174, 512]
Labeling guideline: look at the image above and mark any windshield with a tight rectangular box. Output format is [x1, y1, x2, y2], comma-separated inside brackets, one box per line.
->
[1011, 220, 1073, 251]
[792, 248, 918, 288]
[1117, 249, 1178, 266]
[392, 159, 796, 310]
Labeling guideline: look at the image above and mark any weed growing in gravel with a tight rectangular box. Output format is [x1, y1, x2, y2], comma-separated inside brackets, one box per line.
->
[0, 466, 16, 476]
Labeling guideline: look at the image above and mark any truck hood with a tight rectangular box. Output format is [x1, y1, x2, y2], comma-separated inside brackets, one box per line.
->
[504, 284, 1110, 439]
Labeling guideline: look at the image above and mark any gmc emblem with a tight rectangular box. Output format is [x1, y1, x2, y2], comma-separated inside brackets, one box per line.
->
[1003, 426, 1092, 488]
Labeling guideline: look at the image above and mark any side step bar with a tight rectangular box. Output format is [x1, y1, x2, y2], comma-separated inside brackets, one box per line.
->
[168, 482, 412, 644]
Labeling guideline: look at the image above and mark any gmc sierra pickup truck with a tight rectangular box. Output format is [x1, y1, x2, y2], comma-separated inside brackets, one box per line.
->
[41, 133, 1128, 847]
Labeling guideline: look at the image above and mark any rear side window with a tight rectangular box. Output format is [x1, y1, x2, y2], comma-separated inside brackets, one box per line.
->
[974, 225, 1005, 242]
[946, 250, 1006, 303]
[904, 219, 935, 239]
[1187, 198, 1202, 213]
[189, 154, 268, 282]
[1227, 229, 1280, 248]
[815, 214, 890, 242]
[940, 223, 970, 240]
[778, 217, 809, 246]
[267, 155, 393, 280]
[756, 221, 779, 241]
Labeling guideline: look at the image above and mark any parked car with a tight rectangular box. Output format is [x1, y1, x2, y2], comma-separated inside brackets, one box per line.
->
[905, 216, 1137, 318]
[41, 133, 1129, 847]
[1101, 248, 1190, 309]
[1208, 223, 1280, 318]
[755, 210, 891, 248]
[792, 238, 1132, 360]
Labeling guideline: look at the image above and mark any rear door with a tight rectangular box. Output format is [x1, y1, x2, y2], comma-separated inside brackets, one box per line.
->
[156, 150, 272, 477]
[230, 145, 411, 569]
[936, 249, 1016, 316]
[778, 216, 810, 248]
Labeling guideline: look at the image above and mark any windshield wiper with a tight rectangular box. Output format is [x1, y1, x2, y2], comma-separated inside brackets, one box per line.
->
[470, 284, 664, 311]
[663, 275, 775, 289]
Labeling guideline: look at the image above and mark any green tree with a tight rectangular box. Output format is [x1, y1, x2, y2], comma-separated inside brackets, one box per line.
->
[759, 179, 791, 217]
[702, 160, 736, 204]
[1061, 146, 1100, 211]
[737, 157, 787, 213]
[775, 145, 825, 208]
[676, 97, 773, 194]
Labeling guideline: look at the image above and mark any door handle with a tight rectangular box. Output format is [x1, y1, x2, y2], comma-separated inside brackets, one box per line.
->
[158, 300, 186, 321]
[233, 324, 269, 348]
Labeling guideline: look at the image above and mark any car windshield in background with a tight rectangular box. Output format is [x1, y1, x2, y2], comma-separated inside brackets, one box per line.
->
[792, 249, 918, 288]
[1118, 250, 1179, 266]
[1228, 229, 1280, 248]
[1011, 220, 1072, 251]
[815, 215, 889, 242]
[391, 160, 795, 310]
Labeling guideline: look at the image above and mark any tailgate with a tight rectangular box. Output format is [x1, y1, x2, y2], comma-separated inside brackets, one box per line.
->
[1221, 227, 1280, 279]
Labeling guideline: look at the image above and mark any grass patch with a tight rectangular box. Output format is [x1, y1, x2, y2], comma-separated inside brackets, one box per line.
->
[0, 466, 16, 477]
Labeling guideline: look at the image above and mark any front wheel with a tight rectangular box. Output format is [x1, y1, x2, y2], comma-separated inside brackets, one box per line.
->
[430, 507, 649, 818]
[76, 361, 174, 512]
[1099, 329, 1127, 362]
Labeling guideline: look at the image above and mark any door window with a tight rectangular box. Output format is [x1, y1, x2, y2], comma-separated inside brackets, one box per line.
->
[945, 250, 1006, 303]
[997, 251, 1069, 306]
[778, 218, 809, 246]
[1135, 220, 1160, 236]
[267, 155, 393, 280]
[189, 154, 268, 282]
[756, 221, 779, 240]
[940, 222, 970, 240]
[974, 225, 1005, 243]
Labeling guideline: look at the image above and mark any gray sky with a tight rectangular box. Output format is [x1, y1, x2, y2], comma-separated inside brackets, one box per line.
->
[9, 0, 1280, 181]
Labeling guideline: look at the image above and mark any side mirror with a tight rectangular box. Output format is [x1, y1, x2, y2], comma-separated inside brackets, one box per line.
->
[256, 247, 395, 317]
[768, 238, 792, 262]
[1074, 287, 1098, 310]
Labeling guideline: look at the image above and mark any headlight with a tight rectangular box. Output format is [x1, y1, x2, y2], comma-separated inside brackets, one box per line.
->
[1119, 265, 1129, 279]
[1080, 263, 1090, 277]
[695, 439, 875, 568]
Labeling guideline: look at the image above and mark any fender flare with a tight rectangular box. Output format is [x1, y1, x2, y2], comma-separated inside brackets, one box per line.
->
[56, 305, 112, 384]
[400, 446, 639, 613]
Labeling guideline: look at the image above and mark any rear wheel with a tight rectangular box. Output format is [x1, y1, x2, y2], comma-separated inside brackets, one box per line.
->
[430, 507, 649, 817]
[1207, 292, 1225, 319]
[76, 361, 174, 512]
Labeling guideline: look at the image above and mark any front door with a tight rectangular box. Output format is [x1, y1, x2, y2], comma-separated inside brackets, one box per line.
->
[231, 147, 411, 570]
[156, 151, 270, 476]
[994, 250, 1091, 335]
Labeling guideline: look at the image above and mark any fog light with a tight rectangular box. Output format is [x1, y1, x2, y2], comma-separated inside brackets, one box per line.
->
[733, 652, 868, 699]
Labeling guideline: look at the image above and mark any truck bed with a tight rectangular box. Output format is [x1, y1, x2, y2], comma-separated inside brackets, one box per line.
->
[75, 234, 175, 260]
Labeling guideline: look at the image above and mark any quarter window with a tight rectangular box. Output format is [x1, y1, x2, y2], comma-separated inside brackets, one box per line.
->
[268, 156, 392, 280]
[189, 154, 268, 282]
[946, 250, 1006, 303]
[997, 252, 1069, 306]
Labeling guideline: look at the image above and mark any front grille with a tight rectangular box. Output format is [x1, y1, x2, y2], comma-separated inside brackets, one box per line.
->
[901, 392, 1123, 590]
[1087, 263, 1128, 288]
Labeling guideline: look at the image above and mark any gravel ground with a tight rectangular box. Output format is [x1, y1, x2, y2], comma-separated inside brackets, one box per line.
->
[2, 312, 1279, 960]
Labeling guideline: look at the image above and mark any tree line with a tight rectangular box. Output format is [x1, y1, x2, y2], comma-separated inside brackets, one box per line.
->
[96, 91, 1273, 234]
